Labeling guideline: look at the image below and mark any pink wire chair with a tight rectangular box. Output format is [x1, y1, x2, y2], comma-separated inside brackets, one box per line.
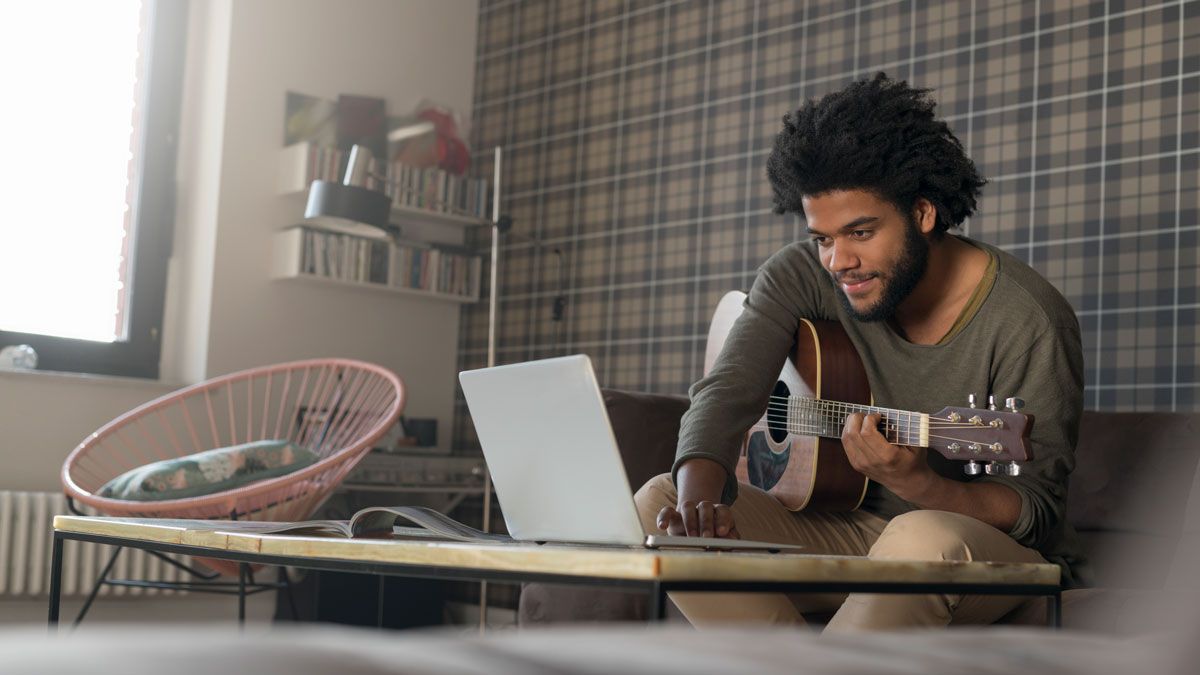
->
[59, 359, 404, 620]
[63, 358, 405, 522]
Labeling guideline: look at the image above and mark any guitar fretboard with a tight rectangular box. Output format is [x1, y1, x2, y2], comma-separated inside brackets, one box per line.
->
[770, 397, 930, 447]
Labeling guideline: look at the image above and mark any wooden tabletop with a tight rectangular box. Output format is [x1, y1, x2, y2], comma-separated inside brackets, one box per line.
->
[53, 515, 1060, 587]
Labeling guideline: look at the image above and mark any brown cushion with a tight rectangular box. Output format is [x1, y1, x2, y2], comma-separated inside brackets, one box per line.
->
[1067, 411, 1200, 535]
[600, 388, 689, 490]
[519, 584, 649, 623]
[1004, 588, 1200, 635]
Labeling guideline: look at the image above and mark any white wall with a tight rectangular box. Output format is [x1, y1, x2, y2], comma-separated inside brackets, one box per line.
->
[200, 0, 479, 450]
[0, 370, 176, 492]
[0, 0, 479, 492]
[161, 0, 233, 385]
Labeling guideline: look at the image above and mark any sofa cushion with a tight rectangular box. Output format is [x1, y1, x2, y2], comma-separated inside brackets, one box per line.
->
[1067, 411, 1200, 536]
[600, 388, 689, 490]
[519, 583, 651, 623]
[1074, 530, 1183, 589]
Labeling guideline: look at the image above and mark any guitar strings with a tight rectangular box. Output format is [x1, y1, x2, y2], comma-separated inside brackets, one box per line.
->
[762, 392, 1013, 414]
[745, 422, 1012, 448]
[763, 396, 988, 417]
[760, 396, 993, 427]
[761, 403, 987, 429]
[761, 407, 985, 428]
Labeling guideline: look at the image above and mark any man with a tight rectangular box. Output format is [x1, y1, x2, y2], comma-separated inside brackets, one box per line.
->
[634, 73, 1088, 630]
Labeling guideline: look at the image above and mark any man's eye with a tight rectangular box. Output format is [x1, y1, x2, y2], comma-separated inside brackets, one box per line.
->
[811, 236, 829, 246]
[851, 230, 872, 239]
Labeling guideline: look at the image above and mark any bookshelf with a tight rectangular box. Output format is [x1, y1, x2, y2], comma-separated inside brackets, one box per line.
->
[273, 226, 482, 303]
[277, 141, 492, 228]
[274, 141, 492, 303]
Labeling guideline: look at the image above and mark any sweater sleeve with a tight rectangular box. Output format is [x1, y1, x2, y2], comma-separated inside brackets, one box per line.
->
[976, 321, 1084, 549]
[672, 243, 834, 504]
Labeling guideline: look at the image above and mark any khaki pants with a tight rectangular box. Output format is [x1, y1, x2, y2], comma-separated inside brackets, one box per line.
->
[634, 473, 1047, 631]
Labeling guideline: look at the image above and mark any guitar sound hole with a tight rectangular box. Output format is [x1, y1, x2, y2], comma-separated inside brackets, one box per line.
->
[746, 430, 789, 491]
[766, 380, 790, 444]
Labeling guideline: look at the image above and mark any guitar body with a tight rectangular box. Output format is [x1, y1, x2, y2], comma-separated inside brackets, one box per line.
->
[705, 291, 870, 511]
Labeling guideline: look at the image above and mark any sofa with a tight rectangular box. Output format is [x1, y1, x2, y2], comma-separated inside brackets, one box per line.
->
[519, 389, 1200, 632]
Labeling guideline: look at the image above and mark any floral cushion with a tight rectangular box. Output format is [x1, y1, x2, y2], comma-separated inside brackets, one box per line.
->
[98, 439, 319, 501]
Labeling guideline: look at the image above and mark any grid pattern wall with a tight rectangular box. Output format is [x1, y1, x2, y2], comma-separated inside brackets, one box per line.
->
[456, 0, 1200, 452]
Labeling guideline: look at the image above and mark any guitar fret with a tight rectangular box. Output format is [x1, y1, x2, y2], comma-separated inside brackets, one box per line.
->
[773, 395, 932, 448]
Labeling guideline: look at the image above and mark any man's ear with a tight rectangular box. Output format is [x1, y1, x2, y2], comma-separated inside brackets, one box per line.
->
[912, 198, 938, 235]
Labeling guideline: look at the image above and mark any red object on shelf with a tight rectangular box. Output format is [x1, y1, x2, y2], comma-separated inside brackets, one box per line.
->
[392, 102, 471, 176]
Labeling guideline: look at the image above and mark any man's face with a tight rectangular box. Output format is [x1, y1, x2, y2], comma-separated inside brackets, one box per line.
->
[801, 189, 930, 322]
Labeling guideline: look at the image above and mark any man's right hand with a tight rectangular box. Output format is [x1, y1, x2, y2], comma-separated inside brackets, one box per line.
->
[655, 458, 741, 539]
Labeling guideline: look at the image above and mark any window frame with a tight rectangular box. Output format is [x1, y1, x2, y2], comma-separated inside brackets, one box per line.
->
[0, 0, 188, 379]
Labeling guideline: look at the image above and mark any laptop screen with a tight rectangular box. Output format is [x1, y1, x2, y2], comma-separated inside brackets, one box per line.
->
[458, 355, 647, 545]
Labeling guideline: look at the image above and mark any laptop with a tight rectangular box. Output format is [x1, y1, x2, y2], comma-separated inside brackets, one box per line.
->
[458, 354, 803, 553]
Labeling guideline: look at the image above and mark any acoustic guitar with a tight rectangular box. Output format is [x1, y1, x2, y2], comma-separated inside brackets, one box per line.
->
[704, 291, 1033, 512]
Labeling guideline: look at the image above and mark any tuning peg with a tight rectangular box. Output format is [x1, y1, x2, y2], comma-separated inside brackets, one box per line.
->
[987, 395, 997, 411]
[963, 460, 982, 476]
[968, 394, 977, 409]
[1005, 397, 1025, 413]
[984, 461, 1002, 475]
[1005, 462, 1021, 477]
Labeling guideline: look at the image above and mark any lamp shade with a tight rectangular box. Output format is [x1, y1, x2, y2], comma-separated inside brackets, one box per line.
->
[304, 179, 392, 233]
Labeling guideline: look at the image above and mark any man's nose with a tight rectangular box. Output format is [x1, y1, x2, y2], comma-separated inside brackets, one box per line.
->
[825, 243, 857, 273]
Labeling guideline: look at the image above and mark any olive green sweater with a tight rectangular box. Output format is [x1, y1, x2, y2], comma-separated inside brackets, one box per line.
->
[674, 237, 1090, 587]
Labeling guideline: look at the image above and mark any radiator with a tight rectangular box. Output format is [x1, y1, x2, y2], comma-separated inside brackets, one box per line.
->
[0, 490, 185, 598]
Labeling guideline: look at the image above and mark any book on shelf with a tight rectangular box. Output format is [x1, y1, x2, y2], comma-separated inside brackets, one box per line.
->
[279, 141, 386, 193]
[297, 227, 390, 285]
[390, 240, 479, 298]
[138, 505, 512, 543]
[280, 141, 490, 221]
[275, 225, 482, 300]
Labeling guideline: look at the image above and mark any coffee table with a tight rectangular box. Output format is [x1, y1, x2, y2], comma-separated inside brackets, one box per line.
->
[50, 515, 1063, 627]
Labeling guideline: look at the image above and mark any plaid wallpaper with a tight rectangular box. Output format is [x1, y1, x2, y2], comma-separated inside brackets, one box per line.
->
[456, 0, 1200, 454]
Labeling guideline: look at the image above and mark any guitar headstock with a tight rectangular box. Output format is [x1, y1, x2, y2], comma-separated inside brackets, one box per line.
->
[927, 401, 1034, 465]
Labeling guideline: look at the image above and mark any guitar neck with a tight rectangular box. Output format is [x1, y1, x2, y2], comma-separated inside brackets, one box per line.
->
[776, 397, 930, 447]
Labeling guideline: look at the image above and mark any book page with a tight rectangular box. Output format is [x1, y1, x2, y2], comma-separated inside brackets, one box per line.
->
[187, 519, 355, 537]
[348, 506, 512, 543]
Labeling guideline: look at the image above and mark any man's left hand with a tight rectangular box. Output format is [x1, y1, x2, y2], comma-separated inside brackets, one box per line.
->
[841, 412, 938, 502]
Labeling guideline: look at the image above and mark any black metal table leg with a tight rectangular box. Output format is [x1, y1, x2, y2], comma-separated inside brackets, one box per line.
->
[75, 546, 122, 626]
[280, 567, 299, 620]
[648, 582, 666, 621]
[376, 575, 385, 628]
[238, 563, 247, 625]
[1048, 591, 1062, 628]
[48, 534, 63, 628]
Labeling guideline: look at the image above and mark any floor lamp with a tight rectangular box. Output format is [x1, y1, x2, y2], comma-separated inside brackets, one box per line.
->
[479, 147, 505, 632]
[304, 140, 506, 631]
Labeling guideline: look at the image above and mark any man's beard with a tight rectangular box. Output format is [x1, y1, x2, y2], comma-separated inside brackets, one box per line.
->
[835, 218, 930, 322]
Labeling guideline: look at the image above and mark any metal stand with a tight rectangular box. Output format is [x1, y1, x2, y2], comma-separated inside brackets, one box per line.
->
[478, 147, 504, 633]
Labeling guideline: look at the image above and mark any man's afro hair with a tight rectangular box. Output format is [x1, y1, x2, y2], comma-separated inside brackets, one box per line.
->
[766, 72, 986, 234]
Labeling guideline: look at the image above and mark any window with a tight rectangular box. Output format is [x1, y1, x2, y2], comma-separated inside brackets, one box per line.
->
[0, 0, 187, 379]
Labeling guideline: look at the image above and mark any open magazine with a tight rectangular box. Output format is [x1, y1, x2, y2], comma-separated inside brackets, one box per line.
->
[155, 506, 513, 543]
